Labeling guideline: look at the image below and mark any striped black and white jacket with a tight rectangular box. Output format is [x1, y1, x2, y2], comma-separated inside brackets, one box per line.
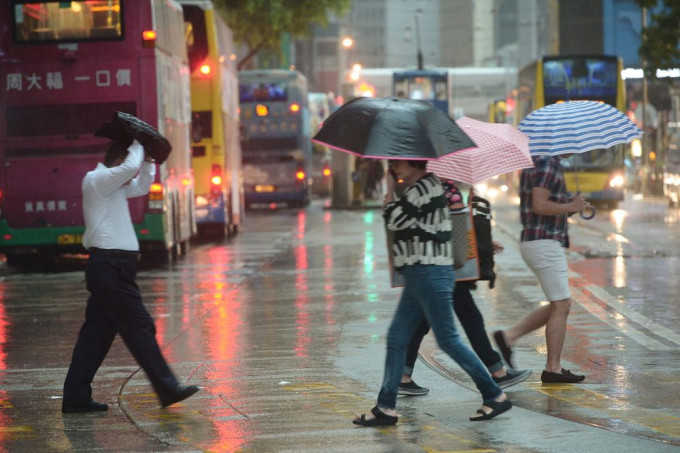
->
[383, 173, 453, 269]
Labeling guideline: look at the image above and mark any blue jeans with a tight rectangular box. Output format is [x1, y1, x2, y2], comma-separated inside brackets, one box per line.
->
[404, 280, 504, 376]
[377, 265, 502, 410]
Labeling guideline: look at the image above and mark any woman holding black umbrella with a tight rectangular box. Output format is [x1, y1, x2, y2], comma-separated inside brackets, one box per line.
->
[353, 159, 511, 426]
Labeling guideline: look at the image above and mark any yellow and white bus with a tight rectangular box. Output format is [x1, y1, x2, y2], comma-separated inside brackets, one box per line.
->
[181, 1, 243, 238]
[517, 55, 627, 208]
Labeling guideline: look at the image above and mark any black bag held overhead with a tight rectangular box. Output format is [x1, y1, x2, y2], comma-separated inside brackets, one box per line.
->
[471, 195, 496, 289]
[95, 111, 172, 164]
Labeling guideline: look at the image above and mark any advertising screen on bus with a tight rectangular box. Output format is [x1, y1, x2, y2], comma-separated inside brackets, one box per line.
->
[543, 56, 619, 107]
[239, 83, 288, 102]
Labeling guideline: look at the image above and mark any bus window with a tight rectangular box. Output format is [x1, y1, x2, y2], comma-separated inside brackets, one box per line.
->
[239, 83, 287, 102]
[394, 79, 407, 98]
[13, 1, 123, 43]
[182, 4, 209, 73]
[435, 80, 447, 101]
[409, 76, 434, 100]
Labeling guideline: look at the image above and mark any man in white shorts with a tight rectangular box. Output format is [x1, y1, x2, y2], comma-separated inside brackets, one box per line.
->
[493, 155, 591, 383]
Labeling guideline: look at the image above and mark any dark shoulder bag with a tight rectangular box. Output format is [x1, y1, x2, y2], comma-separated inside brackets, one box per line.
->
[471, 195, 496, 289]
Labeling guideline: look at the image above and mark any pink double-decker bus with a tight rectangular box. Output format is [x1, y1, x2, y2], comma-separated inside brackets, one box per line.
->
[0, 0, 196, 266]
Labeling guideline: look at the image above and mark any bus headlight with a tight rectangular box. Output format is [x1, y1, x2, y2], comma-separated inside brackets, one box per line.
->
[195, 195, 209, 207]
[609, 174, 624, 188]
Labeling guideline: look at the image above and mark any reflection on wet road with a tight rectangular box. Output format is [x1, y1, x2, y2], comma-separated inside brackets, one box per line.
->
[0, 195, 678, 451]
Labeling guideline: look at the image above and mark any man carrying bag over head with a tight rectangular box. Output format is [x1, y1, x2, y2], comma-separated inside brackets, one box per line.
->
[62, 131, 199, 413]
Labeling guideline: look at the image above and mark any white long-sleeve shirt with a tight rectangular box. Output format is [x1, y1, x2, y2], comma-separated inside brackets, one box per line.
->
[82, 140, 156, 251]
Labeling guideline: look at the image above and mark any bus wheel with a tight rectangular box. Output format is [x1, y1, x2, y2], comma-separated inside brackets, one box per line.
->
[5, 253, 37, 270]
[180, 239, 190, 256]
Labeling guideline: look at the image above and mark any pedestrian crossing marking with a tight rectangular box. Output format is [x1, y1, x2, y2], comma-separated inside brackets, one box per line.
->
[528, 383, 680, 438]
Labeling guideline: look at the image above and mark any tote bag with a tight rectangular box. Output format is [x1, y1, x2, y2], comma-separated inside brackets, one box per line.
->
[451, 205, 480, 282]
[386, 207, 480, 287]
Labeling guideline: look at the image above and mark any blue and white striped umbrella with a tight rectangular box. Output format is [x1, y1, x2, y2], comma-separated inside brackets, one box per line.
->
[518, 100, 642, 156]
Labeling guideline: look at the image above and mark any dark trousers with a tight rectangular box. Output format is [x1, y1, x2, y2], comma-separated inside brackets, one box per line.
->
[63, 251, 179, 403]
[405, 280, 503, 376]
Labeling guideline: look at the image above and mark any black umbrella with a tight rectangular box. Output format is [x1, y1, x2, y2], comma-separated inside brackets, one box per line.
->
[95, 111, 172, 164]
[311, 97, 476, 160]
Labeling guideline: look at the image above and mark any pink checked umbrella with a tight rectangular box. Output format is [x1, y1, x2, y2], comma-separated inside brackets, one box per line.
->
[427, 117, 534, 185]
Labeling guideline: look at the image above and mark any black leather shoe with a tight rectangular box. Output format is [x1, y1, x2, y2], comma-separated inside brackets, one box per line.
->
[160, 385, 200, 408]
[541, 368, 585, 383]
[62, 400, 109, 414]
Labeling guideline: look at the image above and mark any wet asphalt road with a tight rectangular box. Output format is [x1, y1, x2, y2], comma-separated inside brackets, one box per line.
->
[0, 194, 679, 452]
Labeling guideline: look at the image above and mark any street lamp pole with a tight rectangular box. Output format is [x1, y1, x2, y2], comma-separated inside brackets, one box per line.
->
[331, 34, 356, 208]
[641, 6, 649, 195]
[415, 14, 423, 70]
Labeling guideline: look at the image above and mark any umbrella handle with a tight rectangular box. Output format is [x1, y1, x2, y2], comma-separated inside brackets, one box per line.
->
[580, 205, 596, 220]
[573, 191, 595, 220]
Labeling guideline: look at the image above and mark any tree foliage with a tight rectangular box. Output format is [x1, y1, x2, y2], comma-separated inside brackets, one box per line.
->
[214, 0, 349, 70]
[637, 0, 680, 79]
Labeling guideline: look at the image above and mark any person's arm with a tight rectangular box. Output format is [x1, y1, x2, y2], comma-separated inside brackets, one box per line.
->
[92, 140, 145, 198]
[383, 171, 420, 231]
[123, 153, 156, 198]
[531, 187, 589, 215]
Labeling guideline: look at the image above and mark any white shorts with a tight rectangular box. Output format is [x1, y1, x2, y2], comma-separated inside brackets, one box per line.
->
[519, 239, 570, 302]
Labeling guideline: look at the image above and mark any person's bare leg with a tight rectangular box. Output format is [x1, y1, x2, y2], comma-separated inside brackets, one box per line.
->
[544, 299, 571, 373]
[503, 304, 552, 346]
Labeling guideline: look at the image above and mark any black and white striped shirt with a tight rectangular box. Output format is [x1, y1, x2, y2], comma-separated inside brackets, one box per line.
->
[384, 173, 453, 269]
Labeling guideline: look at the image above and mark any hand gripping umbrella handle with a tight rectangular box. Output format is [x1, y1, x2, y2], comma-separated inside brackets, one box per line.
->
[574, 191, 596, 220]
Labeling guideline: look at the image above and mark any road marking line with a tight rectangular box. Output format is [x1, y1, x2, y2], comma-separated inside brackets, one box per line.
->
[585, 285, 680, 347]
[528, 383, 680, 439]
[571, 286, 671, 350]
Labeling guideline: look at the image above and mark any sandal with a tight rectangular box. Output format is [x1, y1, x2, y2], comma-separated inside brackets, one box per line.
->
[469, 399, 512, 421]
[353, 406, 398, 427]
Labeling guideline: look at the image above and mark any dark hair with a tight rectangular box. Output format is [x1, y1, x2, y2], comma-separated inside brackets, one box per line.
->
[388, 159, 427, 170]
[104, 140, 129, 167]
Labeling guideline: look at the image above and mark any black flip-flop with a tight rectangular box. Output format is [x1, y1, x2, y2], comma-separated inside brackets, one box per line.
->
[353, 406, 398, 427]
[493, 330, 514, 369]
[469, 399, 513, 421]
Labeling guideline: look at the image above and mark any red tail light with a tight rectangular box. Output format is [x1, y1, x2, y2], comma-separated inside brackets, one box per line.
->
[322, 166, 332, 177]
[142, 30, 156, 48]
[211, 164, 222, 187]
[296, 170, 305, 181]
[289, 102, 300, 113]
[199, 62, 212, 76]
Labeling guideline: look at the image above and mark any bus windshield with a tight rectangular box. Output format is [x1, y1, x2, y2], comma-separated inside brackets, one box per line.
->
[393, 75, 447, 101]
[543, 57, 618, 106]
[13, 1, 123, 43]
[561, 148, 623, 170]
[182, 4, 208, 73]
[239, 83, 287, 102]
